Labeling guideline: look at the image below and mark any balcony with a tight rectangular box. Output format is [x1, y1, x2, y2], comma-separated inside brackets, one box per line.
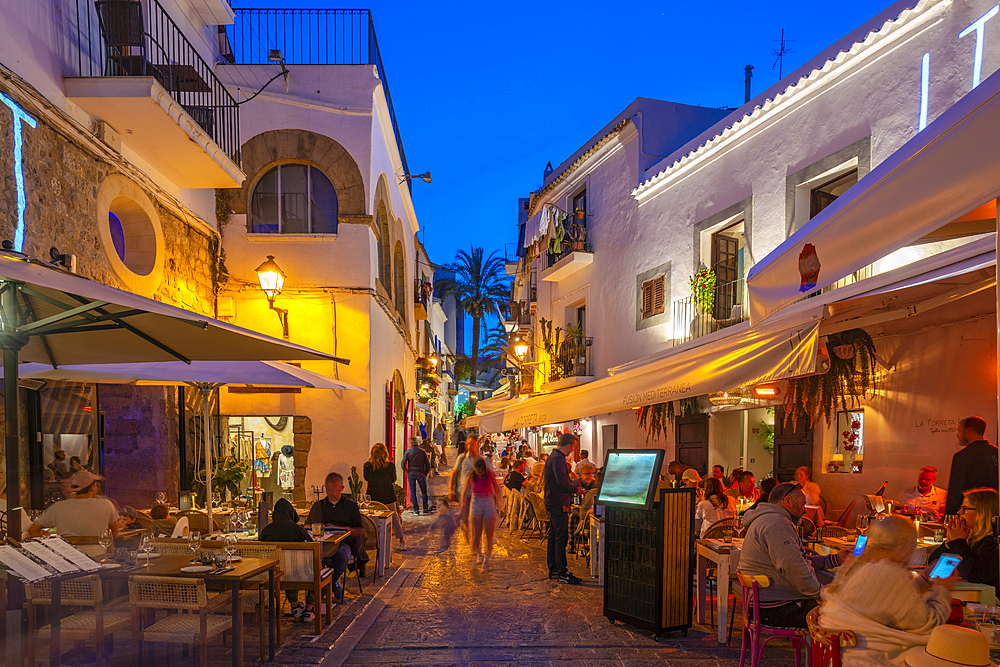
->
[226, 9, 411, 193]
[500, 301, 532, 333]
[65, 0, 243, 188]
[672, 278, 747, 343]
[541, 336, 594, 391]
[504, 242, 520, 275]
[540, 222, 592, 282]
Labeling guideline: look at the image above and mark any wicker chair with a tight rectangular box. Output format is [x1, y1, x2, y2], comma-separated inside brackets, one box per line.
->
[234, 542, 284, 654]
[821, 525, 853, 539]
[806, 606, 858, 667]
[26, 575, 131, 667]
[522, 492, 549, 542]
[360, 513, 379, 584]
[129, 575, 232, 667]
[703, 517, 740, 540]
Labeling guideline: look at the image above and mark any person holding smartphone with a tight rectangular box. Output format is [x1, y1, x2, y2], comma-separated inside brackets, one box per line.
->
[819, 515, 954, 666]
[928, 487, 999, 591]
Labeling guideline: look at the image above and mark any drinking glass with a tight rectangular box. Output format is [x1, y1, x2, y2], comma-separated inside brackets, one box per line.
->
[188, 531, 202, 561]
[364, 495, 371, 512]
[223, 533, 238, 567]
[98, 529, 113, 561]
[857, 515, 869, 533]
[155, 491, 167, 506]
[140, 534, 154, 567]
[311, 522, 323, 539]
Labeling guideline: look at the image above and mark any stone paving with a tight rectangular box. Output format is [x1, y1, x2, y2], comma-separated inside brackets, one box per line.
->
[329, 453, 799, 667]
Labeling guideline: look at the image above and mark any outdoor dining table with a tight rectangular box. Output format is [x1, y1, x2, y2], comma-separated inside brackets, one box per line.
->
[695, 537, 741, 644]
[362, 509, 393, 577]
[101, 554, 279, 667]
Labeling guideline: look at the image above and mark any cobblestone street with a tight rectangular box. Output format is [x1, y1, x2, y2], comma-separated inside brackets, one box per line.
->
[322, 456, 798, 667]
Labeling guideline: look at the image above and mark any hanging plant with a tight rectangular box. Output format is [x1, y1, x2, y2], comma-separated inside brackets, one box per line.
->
[637, 402, 670, 443]
[689, 268, 717, 315]
[784, 328, 878, 428]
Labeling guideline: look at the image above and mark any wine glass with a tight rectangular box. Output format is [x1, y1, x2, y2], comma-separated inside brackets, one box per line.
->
[857, 515, 869, 533]
[223, 533, 238, 567]
[188, 531, 202, 562]
[364, 494, 372, 513]
[140, 534, 154, 567]
[98, 529, 113, 562]
[155, 491, 167, 506]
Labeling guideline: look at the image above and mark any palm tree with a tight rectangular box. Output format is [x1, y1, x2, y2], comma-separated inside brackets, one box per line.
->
[478, 320, 510, 372]
[436, 247, 510, 384]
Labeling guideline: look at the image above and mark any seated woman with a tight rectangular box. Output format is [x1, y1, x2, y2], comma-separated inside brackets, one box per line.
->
[259, 498, 317, 623]
[695, 477, 737, 537]
[820, 515, 953, 667]
[928, 487, 999, 591]
[148, 504, 178, 536]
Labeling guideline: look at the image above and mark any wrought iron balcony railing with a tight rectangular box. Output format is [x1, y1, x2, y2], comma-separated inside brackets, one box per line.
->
[69, 0, 240, 160]
[545, 221, 590, 268]
[226, 9, 410, 191]
[548, 337, 593, 383]
[672, 278, 747, 343]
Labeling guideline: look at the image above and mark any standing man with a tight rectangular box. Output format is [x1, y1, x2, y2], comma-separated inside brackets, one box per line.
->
[946, 416, 998, 514]
[305, 472, 368, 597]
[403, 436, 432, 515]
[574, 450, 594, 472]
[544, 433, 582, 584]
[898, 466, 947, 518]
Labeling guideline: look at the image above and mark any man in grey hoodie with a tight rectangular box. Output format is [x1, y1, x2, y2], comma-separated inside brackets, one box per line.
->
[738, 482, 849, 627]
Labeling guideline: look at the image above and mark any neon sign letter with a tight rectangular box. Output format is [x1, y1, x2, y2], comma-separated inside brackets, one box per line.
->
[0, 92, 37, 252]
[959, 5, 999, 89]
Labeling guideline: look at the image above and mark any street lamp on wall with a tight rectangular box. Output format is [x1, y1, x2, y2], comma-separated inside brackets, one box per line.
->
[255, 255, 289, 339]
[513, 337, 529, 359]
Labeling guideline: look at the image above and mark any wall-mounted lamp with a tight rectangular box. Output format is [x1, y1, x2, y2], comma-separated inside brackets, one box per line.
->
[513, 337, 529, 359]
[427, 351, 439, 367]
[255, 255, 289, 339]
[399, 171, 432, 185]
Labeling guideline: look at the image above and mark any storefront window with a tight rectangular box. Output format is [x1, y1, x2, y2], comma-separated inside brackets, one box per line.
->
[224, 416, 297, 500]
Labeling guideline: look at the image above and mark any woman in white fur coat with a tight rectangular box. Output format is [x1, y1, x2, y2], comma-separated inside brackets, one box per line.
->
[818, 515, 955, 667]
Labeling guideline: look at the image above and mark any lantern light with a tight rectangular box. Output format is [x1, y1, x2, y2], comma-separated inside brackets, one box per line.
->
[513, 337, 529, 359]
[708, 389, 744, 407]
[255, 255, 286, 305]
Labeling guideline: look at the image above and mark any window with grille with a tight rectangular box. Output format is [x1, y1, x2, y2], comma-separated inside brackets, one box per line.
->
[641, 276, 665, 319]
[250, 164, 338, 234]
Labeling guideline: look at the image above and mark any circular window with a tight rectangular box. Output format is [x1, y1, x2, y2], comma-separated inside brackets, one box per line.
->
[96, 175, 164, 294]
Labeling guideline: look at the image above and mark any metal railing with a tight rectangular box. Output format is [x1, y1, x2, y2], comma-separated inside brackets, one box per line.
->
[69, 0, 240, 161]
[548, 337, 593, 383]
[672, 279, 747, 343]
[545, 222, 590, 268]
[226, 9, 410, 191]
[504, 243, 520, 263]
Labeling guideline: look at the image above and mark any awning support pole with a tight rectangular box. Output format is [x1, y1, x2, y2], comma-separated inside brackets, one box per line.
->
[995, 198, 999, 588]
[202, 385, 213, 532]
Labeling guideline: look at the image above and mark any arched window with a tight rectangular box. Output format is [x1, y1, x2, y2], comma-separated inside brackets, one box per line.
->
[250, 164, 338, 234]
[394, 242, 406, 322]
[377, 202, 391, 295]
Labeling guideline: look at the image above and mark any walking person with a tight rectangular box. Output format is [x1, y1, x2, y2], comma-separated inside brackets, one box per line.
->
[544, 433, 582, 584]
[403, 436, 432, 515]
[461, 458, 502, 569]
[433, 422, 448, 468]
[363, 442, 406, 551]
[449, 435, 483, 546]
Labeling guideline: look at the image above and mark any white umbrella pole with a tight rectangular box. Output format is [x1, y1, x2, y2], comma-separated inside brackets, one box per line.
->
[995, 205, 999, 586]
[202, 386, 213, 532]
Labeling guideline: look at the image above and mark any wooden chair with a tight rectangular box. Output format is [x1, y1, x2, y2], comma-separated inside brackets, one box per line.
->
[807, 607, 857, 667]
[703, 516, 741, 629]
[26, 575, 131, 667]
[360, 513, 379, 585]
[128, 575, 232, 667]
[703, 517, 740, 540]
[234, 542, 284, 655]
[736, 571, 809, 667]
[176, 510, 220, 534]
[522, 492, 549, 542]
[268, 541, 335, 635]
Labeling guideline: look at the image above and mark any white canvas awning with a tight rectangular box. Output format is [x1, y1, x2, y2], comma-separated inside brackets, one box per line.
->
[747, 66, 1000, 325]
[469, 314, 821, 432]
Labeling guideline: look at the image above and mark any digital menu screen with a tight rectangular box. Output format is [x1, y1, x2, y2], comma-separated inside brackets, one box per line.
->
[596, 449, 665, 510]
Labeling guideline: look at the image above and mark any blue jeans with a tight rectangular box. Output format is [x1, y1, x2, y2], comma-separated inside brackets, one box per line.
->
[407, 471, 429, 512]
[322, 543, 352, 582]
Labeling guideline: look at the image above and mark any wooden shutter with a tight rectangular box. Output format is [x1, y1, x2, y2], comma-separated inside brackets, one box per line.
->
[652, 277, 665, 315]
[641, 280, 654, 318]
[642, 276, 665, 319]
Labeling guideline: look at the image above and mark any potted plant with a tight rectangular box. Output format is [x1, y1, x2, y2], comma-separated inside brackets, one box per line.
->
[564, 321, 587, 375]
[348, 466, 363, 502]
[688, 267, 717, 336]
[208, 456, 248, 503]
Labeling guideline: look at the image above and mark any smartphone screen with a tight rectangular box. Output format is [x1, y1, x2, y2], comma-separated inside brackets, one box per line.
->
[928, 554, 962, 579]
[852, 535, 868, 557]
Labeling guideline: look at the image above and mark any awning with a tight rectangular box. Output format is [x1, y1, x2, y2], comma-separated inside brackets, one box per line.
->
[470, 314, 821, 432]
[747, 66, 1000, 325]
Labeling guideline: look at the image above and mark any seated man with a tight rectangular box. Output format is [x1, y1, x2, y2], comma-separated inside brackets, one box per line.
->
[574, 450, 594, 472]
[738, 482, 848, 628]
[305, 471, 368, 601]
[898, 466, 947, 519]
[726, 470, 760, 504]
[28, 471, 119, 556]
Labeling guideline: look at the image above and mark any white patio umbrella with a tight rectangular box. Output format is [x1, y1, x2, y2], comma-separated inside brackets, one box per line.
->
[8, 360, 363, 530]
[0, 251, 338, 663]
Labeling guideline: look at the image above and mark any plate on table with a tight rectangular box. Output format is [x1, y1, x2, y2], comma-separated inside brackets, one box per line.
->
[137, 553, 161, 559]
[181, 565, 214, 573]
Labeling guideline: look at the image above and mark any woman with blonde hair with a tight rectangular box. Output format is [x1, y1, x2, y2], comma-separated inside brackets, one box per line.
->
[929, 487, 999, 590]
[364, 443, 405, 550]
[695, 477, 737, 537]
[461, 457, 503, 569]
[820, 515, 953, 667]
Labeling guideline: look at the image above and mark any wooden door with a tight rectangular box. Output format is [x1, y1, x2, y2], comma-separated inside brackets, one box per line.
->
[711, 234, 739, 319]
[675, 414, 709, 476]
[773, 406, 813, 481]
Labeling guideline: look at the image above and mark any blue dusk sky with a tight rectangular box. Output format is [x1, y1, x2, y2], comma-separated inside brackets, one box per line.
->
[232, 0, 888, 266]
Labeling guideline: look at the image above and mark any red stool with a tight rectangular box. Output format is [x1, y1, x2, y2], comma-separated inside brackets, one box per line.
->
[806, 607, 857, 667]
[736, 571, 811, 667]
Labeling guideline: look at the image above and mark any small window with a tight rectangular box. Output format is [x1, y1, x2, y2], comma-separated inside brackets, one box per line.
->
[810, 169, 857, 218]
[641, 276, 665, 319]
[250, 164, 338, 234]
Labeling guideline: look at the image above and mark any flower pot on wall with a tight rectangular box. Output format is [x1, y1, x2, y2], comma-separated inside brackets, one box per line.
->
[690, 313, 716, 338]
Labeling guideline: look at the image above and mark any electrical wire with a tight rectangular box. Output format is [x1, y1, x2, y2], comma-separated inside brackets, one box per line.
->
[236, 68, 290, 105]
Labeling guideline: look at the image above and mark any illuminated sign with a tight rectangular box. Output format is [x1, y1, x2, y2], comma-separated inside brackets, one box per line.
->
[0, 92, 37, 252]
